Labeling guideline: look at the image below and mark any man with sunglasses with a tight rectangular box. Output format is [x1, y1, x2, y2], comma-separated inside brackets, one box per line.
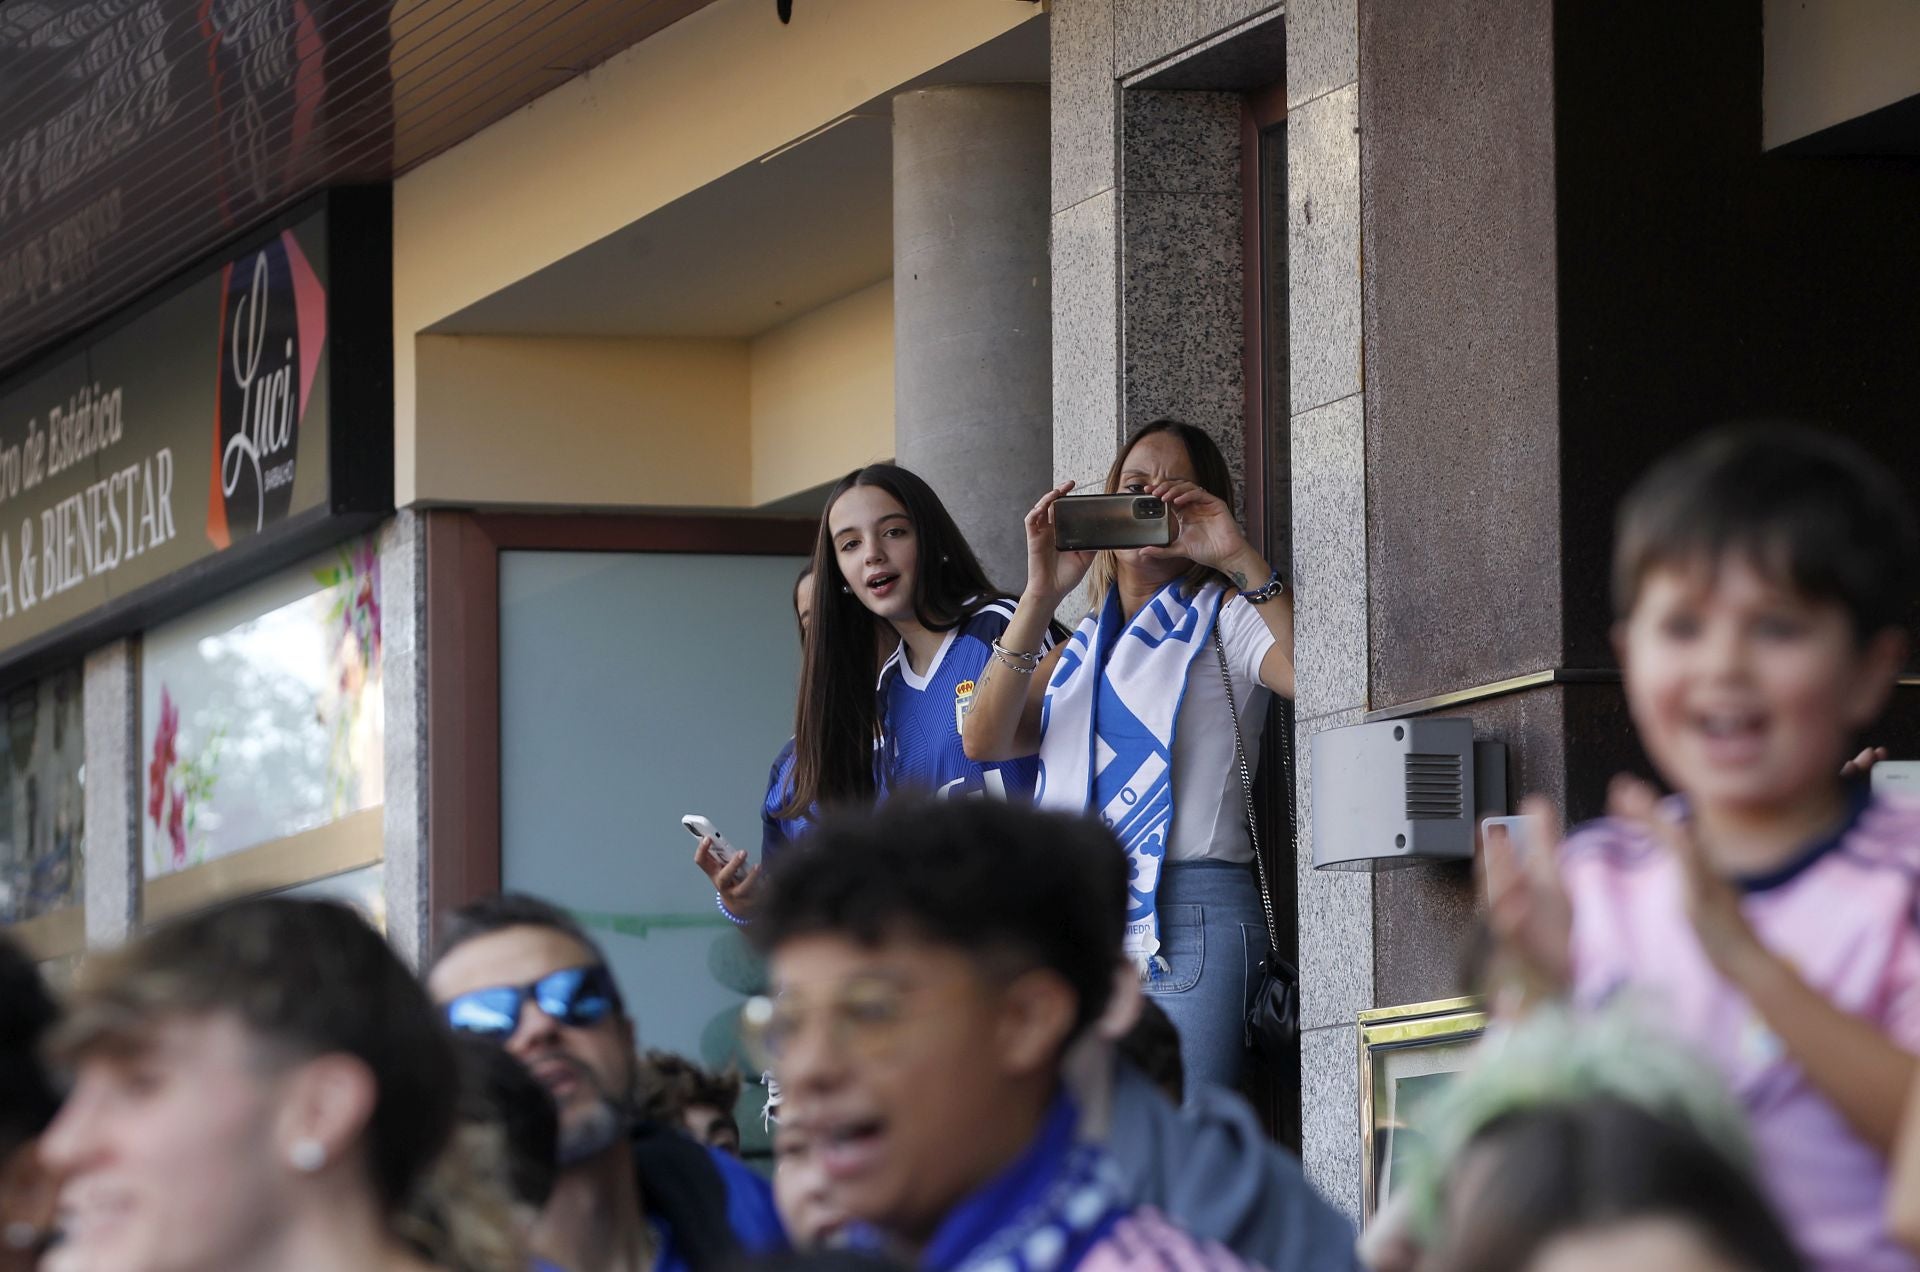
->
[428, 893, 784, 1272]
[745, 798, 1252, 1272]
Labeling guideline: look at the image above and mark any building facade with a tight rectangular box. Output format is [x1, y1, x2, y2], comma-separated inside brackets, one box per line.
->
[3, 0, 1918, 1212]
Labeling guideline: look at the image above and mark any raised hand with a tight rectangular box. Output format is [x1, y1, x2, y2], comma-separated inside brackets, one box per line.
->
[1024, 480, 1098, 605]
[1842, 745, 1888, 779]
[1142, 479, 1261, 581]
[1479, 795, 1574, 1005]
[694, 835, 761, 914]
[1606, 774, 1760, 977]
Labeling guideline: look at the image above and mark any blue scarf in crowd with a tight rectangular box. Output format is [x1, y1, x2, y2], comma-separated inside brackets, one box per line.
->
[916, 1095, 1130, 1272]
[1038, 580, 1223, 977]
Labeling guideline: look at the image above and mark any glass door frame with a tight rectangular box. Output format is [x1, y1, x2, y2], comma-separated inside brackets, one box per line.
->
[422, 511, 817, 929]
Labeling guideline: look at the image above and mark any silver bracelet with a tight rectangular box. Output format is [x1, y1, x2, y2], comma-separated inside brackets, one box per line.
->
[990, 640, 1043, 674]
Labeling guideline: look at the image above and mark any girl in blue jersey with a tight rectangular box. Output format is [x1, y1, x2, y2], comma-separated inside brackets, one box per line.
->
[784, 463, 1047, 819]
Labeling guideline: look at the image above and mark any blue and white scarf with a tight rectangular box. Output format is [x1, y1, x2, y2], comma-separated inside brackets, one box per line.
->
[1037, 580, 1224, 977]
[918, 1096, 1129, 1272]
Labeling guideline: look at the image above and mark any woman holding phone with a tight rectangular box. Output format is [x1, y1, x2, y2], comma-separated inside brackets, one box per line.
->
[961, 419, 1295, 1095]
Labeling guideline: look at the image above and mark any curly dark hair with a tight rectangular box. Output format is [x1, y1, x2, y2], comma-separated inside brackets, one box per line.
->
[751, 798, 1128, 1039]
[638, 1050, 744, 1125]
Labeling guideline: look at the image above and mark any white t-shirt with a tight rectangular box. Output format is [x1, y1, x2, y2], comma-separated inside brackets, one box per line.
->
[1166, 595, 1275, 863]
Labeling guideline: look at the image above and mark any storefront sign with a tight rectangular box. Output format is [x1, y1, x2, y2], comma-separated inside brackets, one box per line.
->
[0, 189, 390, 674]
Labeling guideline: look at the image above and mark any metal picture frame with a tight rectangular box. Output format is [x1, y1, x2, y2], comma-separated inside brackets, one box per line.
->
[1359, 995, 1488, 1222]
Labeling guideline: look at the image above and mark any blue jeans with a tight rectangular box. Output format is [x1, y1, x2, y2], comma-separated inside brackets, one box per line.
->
[1144, 861, 1270, 1100]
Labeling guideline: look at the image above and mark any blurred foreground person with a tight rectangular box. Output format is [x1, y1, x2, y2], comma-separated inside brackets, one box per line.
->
[0, 935, 61, 1271]
[453, 1037, 561, 1239]
[40, 898, 465, 1272]
[1428, 1099, 1801, 1272]
[748, 799, 1250, 1270]
[1066, 967, 1355, 1270]
[1485, 426, 1920, 1269]
[1382, 1004, 1783, 1272]
[430, 894, 784, 1272]
[406, 1036, 565, 1272]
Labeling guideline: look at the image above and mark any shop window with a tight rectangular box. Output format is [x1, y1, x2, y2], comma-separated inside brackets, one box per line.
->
[139, 535, 383, 921]
[0, 667, 85, 955]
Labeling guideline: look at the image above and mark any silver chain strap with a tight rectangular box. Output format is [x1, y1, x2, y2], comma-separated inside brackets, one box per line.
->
[1214, 627, 1281, 955]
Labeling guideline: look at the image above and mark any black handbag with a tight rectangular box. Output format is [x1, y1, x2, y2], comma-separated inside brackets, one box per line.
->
[1213, 627, 1301, 1059]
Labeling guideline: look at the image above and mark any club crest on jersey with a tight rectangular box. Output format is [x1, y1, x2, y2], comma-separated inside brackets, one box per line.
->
[954, 680, 976, 732]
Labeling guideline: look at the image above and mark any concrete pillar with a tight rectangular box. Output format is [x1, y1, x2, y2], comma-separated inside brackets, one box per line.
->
[380, 510, 432, 970]
[83, 640, 140, 947]
[893, 85, 1052, 595]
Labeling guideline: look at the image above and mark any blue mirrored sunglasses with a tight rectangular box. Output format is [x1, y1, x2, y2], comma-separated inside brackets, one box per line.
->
[444, 964, 620, 1040]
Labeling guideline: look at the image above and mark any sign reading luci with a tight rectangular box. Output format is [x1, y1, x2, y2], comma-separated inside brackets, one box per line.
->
[0, 189, 391, 674]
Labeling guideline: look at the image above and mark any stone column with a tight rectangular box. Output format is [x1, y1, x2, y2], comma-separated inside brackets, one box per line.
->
[83, 640, 140, 947]
[893, 85, 1052, 594]
[1286, 0, 1373, 1223]
[381, 510, 433, 970]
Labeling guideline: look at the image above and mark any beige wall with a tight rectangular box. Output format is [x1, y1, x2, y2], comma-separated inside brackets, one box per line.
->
[413, 336, 751, 508]
[1765, 0, 1920, 148]
[410, 283, 893, 510]
[395, 0, 1034, 508]
[750, 281, 894, 505]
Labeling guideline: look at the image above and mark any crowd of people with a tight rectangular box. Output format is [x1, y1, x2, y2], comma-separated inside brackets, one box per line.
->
[5, 419, 1920, 1272]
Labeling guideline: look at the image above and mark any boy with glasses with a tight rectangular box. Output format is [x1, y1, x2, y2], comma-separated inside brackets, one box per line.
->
[428, 894, 783, 1272]
[744, 798, 1250, 1271]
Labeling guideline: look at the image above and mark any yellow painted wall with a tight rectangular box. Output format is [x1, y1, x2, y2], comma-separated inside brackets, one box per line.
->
[1764, 0, 1920, 148]
[413, 336, 751, 508]
[750, 281, 895, 506]
[395, 0, 1035, 507]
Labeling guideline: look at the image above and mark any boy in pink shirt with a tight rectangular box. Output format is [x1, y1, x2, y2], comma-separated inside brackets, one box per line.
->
[1487, 426, 1920, 1270]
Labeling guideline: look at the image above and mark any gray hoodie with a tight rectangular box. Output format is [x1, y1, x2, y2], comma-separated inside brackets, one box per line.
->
[1095, 1060, 1359, 1272]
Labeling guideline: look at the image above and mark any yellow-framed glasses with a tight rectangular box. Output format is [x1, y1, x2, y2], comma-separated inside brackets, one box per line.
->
[739, 974, 976, 1072]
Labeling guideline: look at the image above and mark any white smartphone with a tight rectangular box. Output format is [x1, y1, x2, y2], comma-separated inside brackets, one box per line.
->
[1479, 815, 1541, 861]
[682, 815, 745, 878]
[1872, 761, 1920, 799]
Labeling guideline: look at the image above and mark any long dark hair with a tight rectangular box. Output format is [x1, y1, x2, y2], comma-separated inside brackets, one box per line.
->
[1088, 418, 1238, 602]
[785, 463, 1008, 816]
[1431, 1098, 1803, 1272]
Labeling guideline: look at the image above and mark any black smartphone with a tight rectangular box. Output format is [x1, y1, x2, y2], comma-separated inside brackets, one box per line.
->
[1053, 493, 1174, 551]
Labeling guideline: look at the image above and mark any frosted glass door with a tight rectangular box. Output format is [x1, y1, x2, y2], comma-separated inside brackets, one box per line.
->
[500, 550, 805, 1147]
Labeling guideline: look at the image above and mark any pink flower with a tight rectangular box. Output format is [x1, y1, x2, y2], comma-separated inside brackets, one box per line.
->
[167, 786, 188, 866]
[148, 689, 179, 826]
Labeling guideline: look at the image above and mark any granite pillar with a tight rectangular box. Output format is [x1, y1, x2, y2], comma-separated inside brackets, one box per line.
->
[894, 85, 1053, 594]
[82, 640, 140, 948]
[381, 510, 432, 969]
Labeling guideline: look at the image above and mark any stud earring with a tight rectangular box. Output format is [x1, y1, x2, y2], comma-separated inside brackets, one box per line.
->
[841, 584, 852, 594]
[289, 1138, 327, 1173]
